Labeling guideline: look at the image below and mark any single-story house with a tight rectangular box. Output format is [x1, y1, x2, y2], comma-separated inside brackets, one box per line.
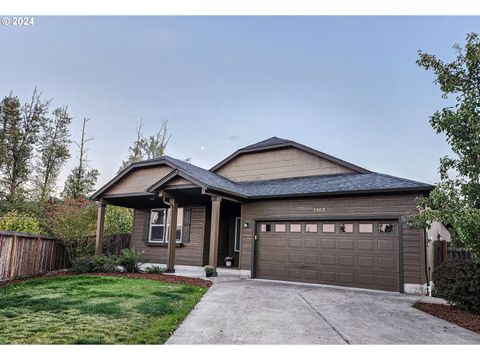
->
[91, 137, 433, 294]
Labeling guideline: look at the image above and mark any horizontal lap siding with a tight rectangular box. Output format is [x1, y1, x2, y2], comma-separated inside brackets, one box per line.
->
[240, 194, 425, 285]
[131, 207, 206, 266]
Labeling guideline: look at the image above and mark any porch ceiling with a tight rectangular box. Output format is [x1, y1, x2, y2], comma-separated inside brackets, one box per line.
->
[102, 187, 218, 209]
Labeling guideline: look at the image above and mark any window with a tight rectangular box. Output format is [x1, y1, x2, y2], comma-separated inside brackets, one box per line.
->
[322, 224, 335, 233]
[275, 224, 286, 232]
[234, 217, 241, 252]
[260, 224, 271, 232]
[379, 223, 394, 233]
[340, 224, 353, 233]
[305, 224, 318, 233]
[290, 224, 302, 233]
[149, 208, 183, 243]
[359, 223, 373, 233]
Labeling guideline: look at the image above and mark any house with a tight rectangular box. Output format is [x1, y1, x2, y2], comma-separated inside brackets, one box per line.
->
[91, 137, 433, 294]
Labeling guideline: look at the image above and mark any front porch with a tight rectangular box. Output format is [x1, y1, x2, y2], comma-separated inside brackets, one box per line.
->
[94, 180, 245, 276]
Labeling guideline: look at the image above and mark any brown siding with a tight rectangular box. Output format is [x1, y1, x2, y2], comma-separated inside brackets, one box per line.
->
[105, 165, 173, 195]
[166, 177, 194, 186]
[240, 194, 425, 285]
[131, 207, 206, 266]
[215, 147, 355, 182]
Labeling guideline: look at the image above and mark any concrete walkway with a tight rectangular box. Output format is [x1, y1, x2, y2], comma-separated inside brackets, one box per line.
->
[167, 279, 480, 345]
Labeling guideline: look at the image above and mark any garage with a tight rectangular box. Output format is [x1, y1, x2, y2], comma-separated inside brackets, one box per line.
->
[256, 220, 400, 291]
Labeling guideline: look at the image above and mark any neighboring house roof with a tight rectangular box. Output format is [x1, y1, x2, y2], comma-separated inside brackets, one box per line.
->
[92, 151, 433, 201]
[209, 136, 371, 174]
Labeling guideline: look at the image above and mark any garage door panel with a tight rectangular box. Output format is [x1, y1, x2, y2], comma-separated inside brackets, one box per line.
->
[288, 253, 303, 263]
[338, 255, 354, 266]
[304, 254, 318, 264]
[257, 220, 399, 292]
[338, 239, 355, 249]
[357, 239, 375, 250]
[321, 254, 336, 265]
[357, 256, 375, 268]
[321, 238, 336, 249]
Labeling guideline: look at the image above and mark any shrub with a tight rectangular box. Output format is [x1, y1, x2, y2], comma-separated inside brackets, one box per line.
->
[72, 256, 94, 274]
[117, 248, 144, 273]
[44, 198, 97, 262]
[0, 211, 42, 234]
[90, 255, 117, 273]
[433, 260, 480, 314]
[145, 265, 166, 274]
[104, 206, 133, 236]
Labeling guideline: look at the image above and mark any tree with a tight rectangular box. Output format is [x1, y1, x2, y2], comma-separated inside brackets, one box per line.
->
[118, 120, 146, 171]
[0, 89, 49, 211]
[118, 119, 171, 171]
[412, 32, 480, 259]
[34, 106, 72, 202]
[142, 120, 170, 159]
[62, 117, 99, 198]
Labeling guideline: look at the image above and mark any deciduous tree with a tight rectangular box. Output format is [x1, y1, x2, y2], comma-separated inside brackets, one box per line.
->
[412, 33, 480, 259]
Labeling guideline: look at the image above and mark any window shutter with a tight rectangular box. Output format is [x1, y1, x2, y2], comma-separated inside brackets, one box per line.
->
[143, 210, 151, 244]
[182, 208, 192, 243]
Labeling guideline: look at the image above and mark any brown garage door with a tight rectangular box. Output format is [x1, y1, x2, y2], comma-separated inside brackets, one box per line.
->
[256, 220, 399, 291]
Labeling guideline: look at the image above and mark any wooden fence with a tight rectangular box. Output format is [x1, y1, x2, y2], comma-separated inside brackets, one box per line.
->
[433, 240, 472, 269]
[0, 231, 70, 281]
[103, 233, 131, 255]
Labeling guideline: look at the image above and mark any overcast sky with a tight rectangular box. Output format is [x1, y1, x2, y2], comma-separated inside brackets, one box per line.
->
[1, 16, 479, 191]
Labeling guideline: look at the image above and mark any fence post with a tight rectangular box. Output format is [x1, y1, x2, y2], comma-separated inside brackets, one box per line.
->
[442, 240, 448, 263]
[7, 234, 18, 279]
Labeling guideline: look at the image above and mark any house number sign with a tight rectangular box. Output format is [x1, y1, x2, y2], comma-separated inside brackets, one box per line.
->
[313, 207, 326, 213]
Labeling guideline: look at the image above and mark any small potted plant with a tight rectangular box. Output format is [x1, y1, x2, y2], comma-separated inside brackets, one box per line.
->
[204, 265, 215, 277]
[224, 256, 233, 267]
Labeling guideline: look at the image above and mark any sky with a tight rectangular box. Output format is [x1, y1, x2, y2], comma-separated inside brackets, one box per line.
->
[0, 16, 479, 191]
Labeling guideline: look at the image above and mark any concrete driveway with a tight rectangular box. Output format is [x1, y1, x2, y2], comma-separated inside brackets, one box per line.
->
[167, 279, 480, 344]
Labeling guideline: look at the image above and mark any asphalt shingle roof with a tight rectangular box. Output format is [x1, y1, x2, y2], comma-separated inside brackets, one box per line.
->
[240, 136, 291, 151]
[160, 156, 432, 198]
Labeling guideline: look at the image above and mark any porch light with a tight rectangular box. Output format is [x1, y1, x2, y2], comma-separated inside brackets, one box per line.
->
[243, 222, 249, 229]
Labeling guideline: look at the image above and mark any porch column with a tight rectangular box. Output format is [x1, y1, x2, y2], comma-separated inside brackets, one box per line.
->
[166, 199, 178, 273]
[95, 200, 106, 255]
[208, 196, 222, 275]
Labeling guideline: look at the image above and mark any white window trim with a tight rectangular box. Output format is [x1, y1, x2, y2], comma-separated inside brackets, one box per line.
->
[149, 208, 167, 243]
[148, 208, 183, 244]
[234, 217, 241, 252]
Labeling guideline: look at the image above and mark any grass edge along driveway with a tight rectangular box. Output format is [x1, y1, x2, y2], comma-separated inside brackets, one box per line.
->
[0, 275, 208, 344]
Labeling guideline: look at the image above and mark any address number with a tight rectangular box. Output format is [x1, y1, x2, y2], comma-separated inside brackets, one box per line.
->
[313, 207, 326, 213]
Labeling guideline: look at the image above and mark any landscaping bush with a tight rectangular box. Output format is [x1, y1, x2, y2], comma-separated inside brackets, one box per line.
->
[72, 255, 118, 273]
[433, 260, 480, 314]
[90, 255, 117, 273]
[44, 197, 97, 263]
[0, 211, 42, 234]
[116, 248, 144, 273]
[145, 265, 166, 274]
[72, 256, 94, 274]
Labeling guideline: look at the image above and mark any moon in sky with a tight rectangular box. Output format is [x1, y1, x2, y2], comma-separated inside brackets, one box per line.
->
[201, 146, 205, 151]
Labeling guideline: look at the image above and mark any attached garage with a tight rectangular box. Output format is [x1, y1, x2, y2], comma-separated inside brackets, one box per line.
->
[256, 220, 400, 291]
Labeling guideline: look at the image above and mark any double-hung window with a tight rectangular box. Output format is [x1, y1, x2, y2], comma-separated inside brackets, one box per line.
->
[149, 208, 183, 243]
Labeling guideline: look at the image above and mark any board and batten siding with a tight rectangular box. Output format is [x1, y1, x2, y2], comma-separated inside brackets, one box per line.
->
[240, 194, 426, 285]
[131, 207, 206, 266]
[215, 147, 355, 182]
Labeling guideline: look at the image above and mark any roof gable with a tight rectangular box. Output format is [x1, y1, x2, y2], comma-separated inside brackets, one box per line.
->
[210, 137, 370, 175]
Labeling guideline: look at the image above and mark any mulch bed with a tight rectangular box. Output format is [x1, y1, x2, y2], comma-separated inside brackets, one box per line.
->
[414, 302, 480, 335]
[0, 270, 212, 288]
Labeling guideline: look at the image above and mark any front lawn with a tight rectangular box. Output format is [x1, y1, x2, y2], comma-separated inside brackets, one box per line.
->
[0, 275, 208, 344]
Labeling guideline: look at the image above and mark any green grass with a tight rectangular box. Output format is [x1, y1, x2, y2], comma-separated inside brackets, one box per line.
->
[0, 275, 208, 344]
